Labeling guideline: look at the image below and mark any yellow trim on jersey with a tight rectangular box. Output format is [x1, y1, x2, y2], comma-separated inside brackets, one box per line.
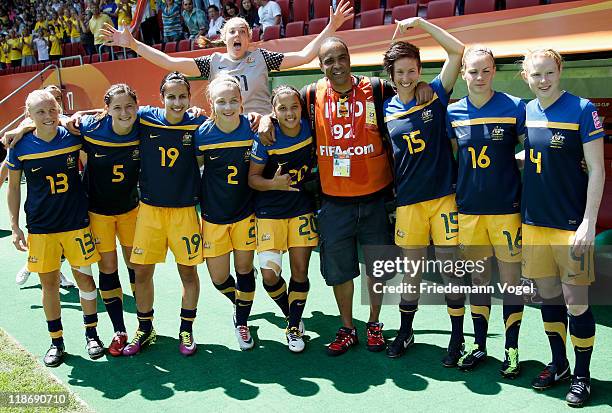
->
[84, 135, 140, 147]
[251, 154, 264, 161]
[268, 137, 313, 155]
[198, 140, 253, 151]
[5, 160, 16, 168]
[383, 94, 439, 122]
[525, 121, 579, 130]
[139, 119, 200, 130]
[589, 128, 604, 136]
[18, 144, 82, 161]
[451, 117, 517, 127]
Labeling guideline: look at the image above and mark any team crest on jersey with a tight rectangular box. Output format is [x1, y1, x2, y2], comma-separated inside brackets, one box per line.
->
[203, 241, 212, 249]
[132, 149, 140, 160]
[396, 229, 405, 239]
[550, 132, 565, 148]
[243, 149, 251, 162]
[66, 154, 76, 169]
[491, 126, 504, 140]
[133, 247, 144, 255]
[182, 132, 193, 146]
[421, 109, 433, 123]
[27, 255, 38, 263]
[262, 233, 271, 242]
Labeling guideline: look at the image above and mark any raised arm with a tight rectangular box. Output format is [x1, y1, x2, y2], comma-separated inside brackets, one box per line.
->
[280, 0, 353, 69]
[395, 17, 464, 93]
[100, 23, 201, 76]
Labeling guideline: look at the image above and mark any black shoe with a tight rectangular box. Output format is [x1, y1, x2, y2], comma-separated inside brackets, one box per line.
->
[442, 343, 464, 368]
[500, 348, 521, 379]
[457, 344, 487, 371]
[86, 336, 105, 360]
[566, 376, 591, 407]
[386, 330, 414, 358]
[43, 343, 65, 367]
[531, 361, 571, 390]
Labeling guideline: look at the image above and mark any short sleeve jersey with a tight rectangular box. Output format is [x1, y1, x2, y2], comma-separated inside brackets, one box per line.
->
[138, 106, 205, 207]
[6, 127, 90, 234]
[250, 119, 316, 219]
[447, 92, 525, 215]
[522, 92, 604, 230]
[194, 48, 284, 114]
[195, 115, 255, 224]
[383, 76, 456, 206]
[80, 114, 141, 215]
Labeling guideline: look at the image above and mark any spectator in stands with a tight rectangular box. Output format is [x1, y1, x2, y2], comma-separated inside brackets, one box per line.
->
[182, 0, 208, 40]
[89, 3, 113, 54]
[161, 0, 183, 42]
[224, 2, 240, 18]
[140, 0, 161, 45]
[21, 27, 35, 66]
[69, 10, 82, 43]
[100, 0, 119, 27]
[7, 29, 23, 67]
[206, 5, 225, 40]
[34, 14, 47, 32]
[0, 34, 8, 69]
[256, 0, 281, 34]
[71, 0, 83, 14]
[33, 31, 49, 63]
[117, 0, 133, 32]
[239, 0, 259, 28]
[48, 25, 62, 61]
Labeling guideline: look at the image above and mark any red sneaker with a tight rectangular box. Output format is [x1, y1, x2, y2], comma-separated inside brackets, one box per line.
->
[108, 332, 128, 357]
[327, 327, 358, 356]
[366, 322, 386, 352]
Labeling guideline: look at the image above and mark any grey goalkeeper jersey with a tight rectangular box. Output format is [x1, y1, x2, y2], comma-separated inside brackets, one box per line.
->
[195, 48, 284, 115]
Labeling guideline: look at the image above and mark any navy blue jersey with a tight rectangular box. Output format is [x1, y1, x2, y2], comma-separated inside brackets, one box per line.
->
[522, 92, 604, 230]
[447, 92, 525, 215]
[251, 119, 316, 219]
[138, 106, 205, 207]
[383, 76, 456, 206]
[6, 127, 90, 234]
[80, 114, 140, 215]
[195, 115, 254, 224]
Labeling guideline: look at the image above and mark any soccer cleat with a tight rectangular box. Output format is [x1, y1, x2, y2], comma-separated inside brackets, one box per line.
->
[327, 327, 358, 356]
[179, 331, 197, 356]
[566, 376, 591, 407]
[458, 343, 487, 371]
[59, 272, 75, 288]
[531, 361, 571, 390]
[108, 332, 128, 357]
[365, 322, 386, 352]
[122, 329, 156, 356]
[386, 330, 414, 359]
[500, 348, 521, 379]
[286, 317, 305, 335]
[43, 343, 66, 367]
[15, 266, 31, 285]
[86, 336, 105, 360]
[286, 327, 305, 353]
[442, 343, 464, 367]
[235, 325, 255, 351]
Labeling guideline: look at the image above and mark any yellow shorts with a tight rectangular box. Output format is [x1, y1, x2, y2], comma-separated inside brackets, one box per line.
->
[202, 214, 256, 258]
[27, 226, 101, 273]
[131, 203, 203, 266]
[458, 213, 522, 262]
[395, 194, 458, 248]
[256, 213, 319, 252]
[89, 207, 138, 253]
[521, 224, 594, 285]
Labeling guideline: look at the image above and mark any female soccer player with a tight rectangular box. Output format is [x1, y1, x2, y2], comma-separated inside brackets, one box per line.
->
[382, 17, 464, 362]
[6, 90, 103, 367]
[521, 49, 604, 407]
[446, 46, 526, 376]
[194, 76, 258, 351]
[122, 72, 206, 357]
[248, 85, 317, 353]
[100, 0, 353, 114]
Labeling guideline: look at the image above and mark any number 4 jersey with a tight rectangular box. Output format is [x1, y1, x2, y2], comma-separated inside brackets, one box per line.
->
[6, 127, 90, 234]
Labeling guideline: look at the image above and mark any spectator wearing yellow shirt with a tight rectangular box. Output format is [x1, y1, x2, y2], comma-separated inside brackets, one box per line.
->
[0, 34, 7, 70]
[34, 15, 48, 32]
[117, 0, 133, 32]
[89, 4, 114, 55]
[48, 27, 63, 61]
[7, 30, 23, 68]
[21, 28, 36, 66]
[69, 10, 82, 43]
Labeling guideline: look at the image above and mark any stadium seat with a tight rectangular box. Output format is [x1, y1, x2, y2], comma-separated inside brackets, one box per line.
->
[252, 26, 260, 41]
[101, 52, 111, 62]
[313, 0, 331, 19]
[152, 43, 163, 51]
[82, 55, 91, 64]
[308, 17, 328, 35]
[263, 24, 281, 41]
[385, 0, 407, 12]
[464, 0, 495, 14]
[505, 0, 540, 8]
[338, 15, 354, 30]
[164, 41, 177, 53]
[358, 9, 384, 28]
[90, 54, 100, 63]
[417, 0, 433, 6]
[62, 43, 71, 57]
[426, 0, 455, 18]
[293, 0, 310, 22]
[549, 0, 575, 3]
[178, 39, 191, 52]
[277, 0, 290, 23]
[392, 4, 418, 20]
[285, 21, 305, 37]
[360, 0, 382, 12]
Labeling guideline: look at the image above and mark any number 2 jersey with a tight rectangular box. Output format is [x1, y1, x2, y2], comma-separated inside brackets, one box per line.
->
[138, 106, 205, 207]
[6, 127, 89, 234]
[80, 114, 140, 215]
[250, 119, 316, 219]
[522, 92, 604, 231]
[383, 76, 456, 207]
[195, 115, 254, 224]
[446, 92, 525, 215]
